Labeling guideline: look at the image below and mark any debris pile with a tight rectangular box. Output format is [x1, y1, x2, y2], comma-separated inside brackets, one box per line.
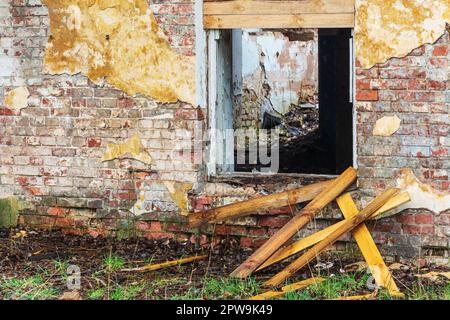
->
[188, 166, 413, 300]
[278, 105, 319, 143]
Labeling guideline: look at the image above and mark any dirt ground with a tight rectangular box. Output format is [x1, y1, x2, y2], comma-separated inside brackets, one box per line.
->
[0, 227, 448, 300]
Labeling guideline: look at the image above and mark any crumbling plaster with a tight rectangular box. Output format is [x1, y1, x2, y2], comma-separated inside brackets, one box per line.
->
[4, 87, 29, 112]
[102, 134, 152, 165]
[42, 0, 196, 105]
[372, 115, 401, 137]
[356, 0, 450, 69]
[395, 169, 450, 214]
[239, 30, 318, 124]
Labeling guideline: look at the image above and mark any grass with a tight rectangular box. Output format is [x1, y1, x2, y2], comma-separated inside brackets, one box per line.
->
[168, 276, 260, 300]
[110, 284, 145, 300]
[0, 275, 59, 300]
[406, 282, 450, 300]
[1, 250, 448, 300]
[103, 253, 126, 272]
[284, 272, 372, 300]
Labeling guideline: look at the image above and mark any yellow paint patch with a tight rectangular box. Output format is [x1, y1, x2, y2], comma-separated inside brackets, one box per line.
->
[163, 181, 193, 216]
[42, 0, 196, 105]
[396, 168, 450, 213]
[102, 134, 152, 164]
[5, 87, 29, 111]
[372, 115, 401, 136]
[356, 0, 450, 69]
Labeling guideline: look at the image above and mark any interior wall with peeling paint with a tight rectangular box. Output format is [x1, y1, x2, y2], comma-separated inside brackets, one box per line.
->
[235, 29, 318, 128]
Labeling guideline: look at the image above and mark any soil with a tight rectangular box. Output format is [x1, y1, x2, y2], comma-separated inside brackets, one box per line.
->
[0, 227, 448, 300]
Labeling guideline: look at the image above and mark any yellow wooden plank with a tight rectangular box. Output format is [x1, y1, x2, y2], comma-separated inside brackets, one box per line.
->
[121, 255, 208, 272]
[280, 277, 325, 292]
[264, 188, 400, 287]
[204, 0, 355, 15]
[248, 277, 324, 300]
[336, 193, 403, 297]
[332, 293, 375, 300]
[204, 13, 355, 29]
[248, 291, 286, 300]
[230, 167, 357, 278]
[256, 192, 411, 271]
[188, 179, 333, 227]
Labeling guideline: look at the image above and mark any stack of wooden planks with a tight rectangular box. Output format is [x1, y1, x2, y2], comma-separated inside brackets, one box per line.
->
[189, 166, 410, 299]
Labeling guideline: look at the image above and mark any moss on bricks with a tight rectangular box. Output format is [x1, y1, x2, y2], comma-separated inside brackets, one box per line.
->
[0, 197, 19, 228]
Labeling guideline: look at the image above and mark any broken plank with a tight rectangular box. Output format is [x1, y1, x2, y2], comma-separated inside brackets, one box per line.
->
[188, 179, 333, 228]
[121, 255, 207, 272]
[332, 293, 376, 300]
[337, 193, 403, 297]
[248, 277, 324, 300]
[256, 192, 410, 271]
[230, 167, 357, 278]
[248, 291, 286, 300]
[264, 188, 400, 287]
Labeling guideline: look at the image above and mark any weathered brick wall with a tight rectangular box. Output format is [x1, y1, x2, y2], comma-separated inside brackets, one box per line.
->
[151, 0, 195, 56]
[0, 1, 448, 263]
[355, 30, 449, 260]
[0, 0, 201, 240]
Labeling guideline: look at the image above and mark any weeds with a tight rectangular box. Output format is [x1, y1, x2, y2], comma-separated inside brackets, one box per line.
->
[0, 275, 58, 300]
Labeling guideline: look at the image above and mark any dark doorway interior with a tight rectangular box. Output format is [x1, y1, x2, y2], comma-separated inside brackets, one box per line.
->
[232, 28, 353, 175]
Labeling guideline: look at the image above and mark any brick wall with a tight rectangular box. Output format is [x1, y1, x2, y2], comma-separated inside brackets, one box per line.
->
[355, 29, 450, 258]
[0, 1, 448, 262]
[0, 0, 201, 240]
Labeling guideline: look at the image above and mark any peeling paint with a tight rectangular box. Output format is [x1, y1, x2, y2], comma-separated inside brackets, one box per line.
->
[102, 134, 152, 164]
[356, 0, 450, 69]
[238, 29, 318, 126]
[130, 181, 192, 216]
[42, 0, 196, 105]
[372, 115, 401, 136]
[5, 87, 29, 111]
[163, 181, 193, 216]
[395, 168, 450, 214]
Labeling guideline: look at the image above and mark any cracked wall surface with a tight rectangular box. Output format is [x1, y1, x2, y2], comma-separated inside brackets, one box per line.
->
[356, 0, 450, 69]
[42, 0, 196, 105]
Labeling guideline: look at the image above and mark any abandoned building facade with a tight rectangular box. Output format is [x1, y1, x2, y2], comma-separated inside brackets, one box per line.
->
[0, 0, 449, 263]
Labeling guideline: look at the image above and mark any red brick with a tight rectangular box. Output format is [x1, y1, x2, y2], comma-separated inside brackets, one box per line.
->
[87, 138, 101, 148]
[47, 207, 65, 216]
[432, 46, 448, 56]
[248, 227, 267, 237]
[239, 237, 253, 248]
[55, 217, 76, 227]
[356, 90, 378, 101]
[356, 79, 371, 90]
[144, 232, 174, 240]
[403, 225, 421, 235]
[415, 214, 433, 225]
[428, 80, 446, 90]
[431, 147, 448, 157]
[62, 228, 85, 236]
[258, 216, 290, 228]
[396, 213, 415, 224]
[135, 221, 151, 231]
